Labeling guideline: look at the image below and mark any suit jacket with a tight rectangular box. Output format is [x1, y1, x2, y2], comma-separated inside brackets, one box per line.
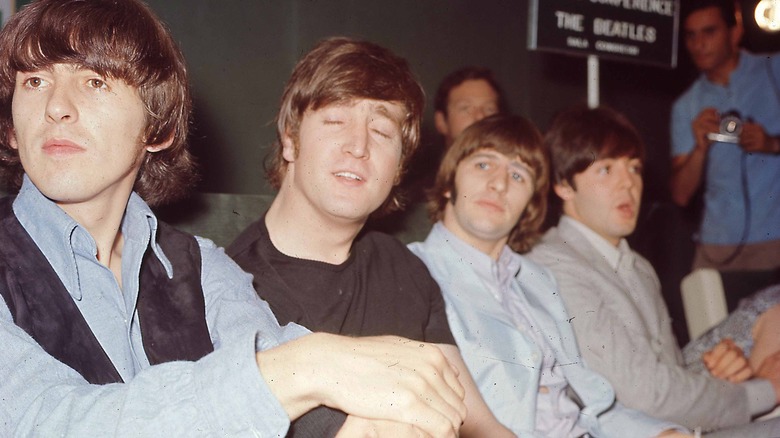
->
[528, 218, 752, 430]
[409, 223, 677, 437]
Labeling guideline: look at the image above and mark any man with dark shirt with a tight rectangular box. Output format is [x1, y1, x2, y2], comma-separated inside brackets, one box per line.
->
[0, 1, 468, 436]
[228, 37, 511, 437]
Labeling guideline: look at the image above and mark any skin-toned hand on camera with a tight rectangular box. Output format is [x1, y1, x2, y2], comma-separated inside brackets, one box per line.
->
[691, 107, 720, 151]
[740, 122, 780, 154]
[256, 333, 467, 438]
[702, 338, 752, 383]
[755, 350, 780, 403]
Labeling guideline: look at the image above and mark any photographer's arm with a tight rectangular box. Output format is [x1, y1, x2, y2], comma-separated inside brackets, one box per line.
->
[670, 108, 718, 206]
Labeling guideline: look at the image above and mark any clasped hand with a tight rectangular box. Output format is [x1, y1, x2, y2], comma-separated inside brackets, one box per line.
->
[702, 338, 752, 383]
[257, 333, 467, 437]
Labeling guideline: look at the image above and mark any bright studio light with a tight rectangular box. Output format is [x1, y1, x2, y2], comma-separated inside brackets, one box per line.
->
[755, 0, 780, 32]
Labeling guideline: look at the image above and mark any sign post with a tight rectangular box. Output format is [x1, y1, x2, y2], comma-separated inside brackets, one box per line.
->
[529, 0, 680, 106]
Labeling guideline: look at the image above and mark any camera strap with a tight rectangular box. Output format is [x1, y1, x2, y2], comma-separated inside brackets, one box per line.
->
[766, 56, 780, 108]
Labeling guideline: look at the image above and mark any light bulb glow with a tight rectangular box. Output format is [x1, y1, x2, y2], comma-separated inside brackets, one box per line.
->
[755, 0, 780, 32]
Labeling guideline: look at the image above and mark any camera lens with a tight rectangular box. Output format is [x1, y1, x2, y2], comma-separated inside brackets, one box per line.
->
[724, 119, 739, 134]
[719, 111, 742, 137]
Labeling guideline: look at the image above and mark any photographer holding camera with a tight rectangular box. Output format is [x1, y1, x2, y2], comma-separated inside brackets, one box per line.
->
[671, 0, 780, 273]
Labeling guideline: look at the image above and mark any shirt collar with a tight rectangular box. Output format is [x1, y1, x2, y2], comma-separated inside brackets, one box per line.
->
[13, 175, 172, 300]
[561, 215, 632, 270]
[700, 49, 749, 89]
[432, 222, 521, 296]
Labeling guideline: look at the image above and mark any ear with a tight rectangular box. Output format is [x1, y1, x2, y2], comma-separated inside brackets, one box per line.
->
[145, 135, 174, 153]
[281, 130, 297, 163]
[729, 23, 743, 50]
[553, 182, 575, 201]
[7, 129, 18, 150]
[444, 189, 452, 199]
[434, 111, 449, 136]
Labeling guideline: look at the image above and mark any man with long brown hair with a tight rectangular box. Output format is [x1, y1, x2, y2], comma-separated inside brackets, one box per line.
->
[0, 1, 468, 435]
[228, 36, 510, 437]
[410, 114, 688, 437]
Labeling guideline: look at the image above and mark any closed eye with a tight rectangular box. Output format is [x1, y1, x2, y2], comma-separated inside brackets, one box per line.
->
[372, 129, 391, 139]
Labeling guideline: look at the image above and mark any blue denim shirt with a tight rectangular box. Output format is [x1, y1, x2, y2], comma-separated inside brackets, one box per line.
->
[1, 176, 308, 436]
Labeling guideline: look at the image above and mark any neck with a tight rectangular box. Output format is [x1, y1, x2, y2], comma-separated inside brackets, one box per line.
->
[477, 239, 505, 261]
[705, 51, 740, 85]
[441, 217, 507, 261]
[265, 186, 364, 264]
[58, 194, 129, 285]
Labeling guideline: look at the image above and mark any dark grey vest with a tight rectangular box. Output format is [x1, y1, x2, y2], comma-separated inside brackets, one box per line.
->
[0, 196, 214, 384]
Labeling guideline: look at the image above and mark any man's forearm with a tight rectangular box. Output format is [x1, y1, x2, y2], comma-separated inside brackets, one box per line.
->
[670, 148, 707, 206]
[256, 333, 467, 437]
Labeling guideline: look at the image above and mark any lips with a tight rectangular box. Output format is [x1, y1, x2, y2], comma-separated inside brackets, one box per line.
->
[43, 138, 85, 155]
[616, 201, 636, 218]
[334, 171, 363, 181]
[475, 198, 505, 212]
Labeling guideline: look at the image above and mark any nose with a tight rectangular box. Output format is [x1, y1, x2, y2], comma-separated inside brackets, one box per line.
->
[616, 163, 636, 189]
[488, 166, 508, 193]
[341, 122, 370, 159]
[45, 83, 77, 124]
[686, 33, 704, 53]
[470, 106, 488, 124]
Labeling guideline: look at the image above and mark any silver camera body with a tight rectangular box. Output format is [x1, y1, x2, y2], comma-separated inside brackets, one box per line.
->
[707, 110, 743, 144]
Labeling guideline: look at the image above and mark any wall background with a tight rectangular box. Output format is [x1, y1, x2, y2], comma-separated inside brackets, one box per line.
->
[143, 0, 695, 201]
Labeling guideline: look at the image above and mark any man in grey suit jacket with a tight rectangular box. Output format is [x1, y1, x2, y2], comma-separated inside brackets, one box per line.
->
[410, 114, 687, 437]
[528, 105, 780, 435]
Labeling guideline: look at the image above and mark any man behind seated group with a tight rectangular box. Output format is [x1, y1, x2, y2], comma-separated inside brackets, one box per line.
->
[0, 1, 470, 436]
[434, 66, 506, 147]
[670, 0, 780, 273]
[529, 105, 780, 435]
[409, 114, 687, 437]
[227, 37, 511, 436]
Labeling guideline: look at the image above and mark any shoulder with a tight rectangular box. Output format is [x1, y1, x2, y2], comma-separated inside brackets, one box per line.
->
[528, 228, 598, 286]
[672, 79, 702, 114]
[358, 230, 424, 265]
[528, 227, 578, 264]
[359, 230, 440, 288]
[225, 217, 266, 259]
[157, 221, 199, 246]
[516, 254, 559, 292]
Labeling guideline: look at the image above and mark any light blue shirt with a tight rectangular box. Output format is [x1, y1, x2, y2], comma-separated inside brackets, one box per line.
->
[1, 176, 308, 436]
[409, 222, 682, 438]
[671, 50, 780, 245]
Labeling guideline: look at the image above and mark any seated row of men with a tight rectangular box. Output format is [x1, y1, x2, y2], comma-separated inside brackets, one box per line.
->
[1, 0, 779, 436]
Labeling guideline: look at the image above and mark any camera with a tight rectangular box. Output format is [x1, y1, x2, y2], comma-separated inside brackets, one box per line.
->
[706, 110, 742, 144]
